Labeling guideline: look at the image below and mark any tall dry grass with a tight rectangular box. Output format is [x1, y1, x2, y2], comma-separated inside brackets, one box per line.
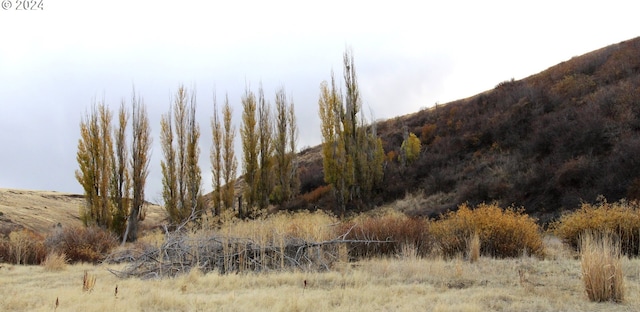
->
[41, 252, 67, 271]
[467, 232, 480, 263]
[3, 242, 640, 312]
[580, 231, 625, 302]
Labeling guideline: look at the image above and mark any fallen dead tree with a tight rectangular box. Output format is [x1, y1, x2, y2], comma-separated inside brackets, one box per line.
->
[107, 223, 395, 279]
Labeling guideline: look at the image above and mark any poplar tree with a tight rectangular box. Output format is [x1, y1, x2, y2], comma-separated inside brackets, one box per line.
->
[240, 86, 259, 216]
[210, 92, 223, 215]
[318, 74, 349, 213]
[273, 87, 299, 204]
[161, 85, 203, 224]
[125, 91, 151, 242]
[256, 85, 273, 210]
[110, 102, 130, 237]
[221, 94, 237, 211]
[318, 49, 384, 214]
[76, 102, 114, 228]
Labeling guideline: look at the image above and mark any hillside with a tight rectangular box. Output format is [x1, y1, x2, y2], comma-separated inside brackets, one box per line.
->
[291, 37, 640, 223]
[0, 188, 165, 236]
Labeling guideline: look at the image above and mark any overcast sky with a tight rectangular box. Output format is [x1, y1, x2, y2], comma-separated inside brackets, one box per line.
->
[0, 0, 638, 202]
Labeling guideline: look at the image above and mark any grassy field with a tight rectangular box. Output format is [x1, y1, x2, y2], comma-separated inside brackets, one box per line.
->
[2, 238, 639, 312]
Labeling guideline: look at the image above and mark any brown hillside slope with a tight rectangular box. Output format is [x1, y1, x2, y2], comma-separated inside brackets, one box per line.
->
[0, 188, 165, 236]
[291, 36, 640, 223]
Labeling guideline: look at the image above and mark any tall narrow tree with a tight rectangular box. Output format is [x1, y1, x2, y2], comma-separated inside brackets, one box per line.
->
[111, 102, 130, 237]
[185, 91, 203, 219]
[210, 91, 223, 215]
[256, 85, 273, 210]
[241, 86, 259, 216]
[76, 101, 114, 228]
[161, 85, 203, 224]
[288, 98, 300, 199]
[160, 105, 178, 222]
[221, 94, 237, 211]
[124, 90, 151, 242]
[273, 87, 299, 204]
[318, 74, 349, 214]
[318, 49, 384, 214]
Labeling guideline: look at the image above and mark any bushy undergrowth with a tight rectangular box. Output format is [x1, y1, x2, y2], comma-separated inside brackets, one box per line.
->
[46, 226, 118, 263]
[430, 203, 544, 258]
[0, 229, 46, 264]
[552, 199, 640, 256]
[339, 210, 431, 259]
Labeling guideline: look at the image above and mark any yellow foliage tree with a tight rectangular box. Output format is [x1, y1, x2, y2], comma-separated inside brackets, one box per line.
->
[221, 95, 237, 211]
[161, 85, 203, 224]
[241, 85, 259, 217]
[76, 102, 114, 229]
[125, 91, 151, 242]
[272, 87, 299, 204]
[401, 132, 421, 165]
[318, 49, 385, 214]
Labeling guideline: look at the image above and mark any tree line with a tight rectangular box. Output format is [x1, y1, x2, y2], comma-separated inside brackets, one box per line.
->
[75, 84, 300, 240]
[77, 49, 406, 241]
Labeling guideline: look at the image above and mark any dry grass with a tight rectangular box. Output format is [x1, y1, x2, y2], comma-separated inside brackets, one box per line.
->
[2, 240, 640, 312]
[0, 188, 165, 236]
[41, 252, 67, 271]
[580, 231, 625, 302]
[83, 270, 97, 292]
[467, 232, 480, 263]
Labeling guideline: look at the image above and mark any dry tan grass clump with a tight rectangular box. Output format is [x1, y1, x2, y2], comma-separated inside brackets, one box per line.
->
[216, 210, 339, 244]
[552, 198, 640, 256]
[430, 203, 544, 258]
[466, 232, 480, 263]
[83, 270, 96, 292]
[580, 231, 625, 302]
[42, 251, 67, 271]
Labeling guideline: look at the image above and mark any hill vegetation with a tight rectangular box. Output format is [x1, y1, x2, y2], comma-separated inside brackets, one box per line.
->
[293, 37, 640, 223]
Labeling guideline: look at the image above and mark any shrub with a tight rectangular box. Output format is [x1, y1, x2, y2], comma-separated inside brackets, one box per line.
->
[551, 198, 640, 256]
[46, 226, 118, 263]
[430, 203, 544, 258]
[301, 185, 332, 204]
[581, 231, 624, 302]
[338, 210, 431, 259]
[0, 229, 46, 264]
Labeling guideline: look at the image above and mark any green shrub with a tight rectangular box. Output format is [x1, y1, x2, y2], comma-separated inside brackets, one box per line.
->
[430, 203, 544, 258]
[551, 198, 640, 256]
[46, 226, 117, 263]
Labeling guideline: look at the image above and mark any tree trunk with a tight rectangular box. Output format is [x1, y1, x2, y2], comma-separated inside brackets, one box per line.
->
[122, 208, 139, 245]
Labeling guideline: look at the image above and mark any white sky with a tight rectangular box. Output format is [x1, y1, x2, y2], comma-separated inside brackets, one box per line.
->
[0, 0, 638, 201]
